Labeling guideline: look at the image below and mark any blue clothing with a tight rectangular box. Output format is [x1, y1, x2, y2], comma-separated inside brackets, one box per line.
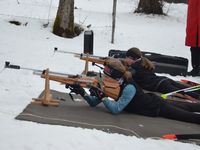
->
[83, 95, 101, 107]
[83, 84, 136, 114]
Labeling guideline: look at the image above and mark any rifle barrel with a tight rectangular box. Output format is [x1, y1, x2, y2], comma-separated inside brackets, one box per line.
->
[5, 61, 42, 72]
[5, 61, 81, 77]
[54, 48, 105, 58]
[33, 70, 82, 78]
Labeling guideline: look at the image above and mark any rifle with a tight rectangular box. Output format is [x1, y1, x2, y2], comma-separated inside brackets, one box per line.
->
[35, 70, 120, 100]
[54, 47, 109, 74]
[5, 61, 120, 105]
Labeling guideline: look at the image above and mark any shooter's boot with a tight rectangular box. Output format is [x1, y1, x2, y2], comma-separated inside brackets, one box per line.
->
[187, 47, 200, 76]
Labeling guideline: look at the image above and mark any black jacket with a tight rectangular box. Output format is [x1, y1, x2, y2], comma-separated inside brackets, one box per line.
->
[130, 62, 167, 91]
[121, 80, 164, 117]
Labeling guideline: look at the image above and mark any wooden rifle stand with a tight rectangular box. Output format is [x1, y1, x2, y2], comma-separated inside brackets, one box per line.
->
[82, 53, 89, 75]
[32, 68, 60, 106]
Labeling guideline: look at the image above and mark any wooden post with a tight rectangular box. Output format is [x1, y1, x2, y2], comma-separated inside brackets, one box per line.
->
[111, 0, 117, 44]
[32, 68, 60, 106]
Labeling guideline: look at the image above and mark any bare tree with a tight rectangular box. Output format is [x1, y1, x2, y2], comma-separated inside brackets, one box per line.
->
[135, 0, 164, 15]
[53, 0, 82, 38]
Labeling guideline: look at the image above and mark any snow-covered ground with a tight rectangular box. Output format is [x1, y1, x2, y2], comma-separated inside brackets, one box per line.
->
[0, 0, 200, 149]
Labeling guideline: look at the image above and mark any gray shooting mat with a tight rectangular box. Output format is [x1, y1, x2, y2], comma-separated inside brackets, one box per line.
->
[16, 90, 200, 144]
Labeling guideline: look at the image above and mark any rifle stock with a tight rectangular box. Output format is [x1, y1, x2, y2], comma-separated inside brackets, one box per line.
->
[78, 55, 106, 65]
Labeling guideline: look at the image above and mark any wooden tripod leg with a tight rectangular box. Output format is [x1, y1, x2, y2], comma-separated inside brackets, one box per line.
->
[32, 68, 60, 106]
[82, 54, 89, 75]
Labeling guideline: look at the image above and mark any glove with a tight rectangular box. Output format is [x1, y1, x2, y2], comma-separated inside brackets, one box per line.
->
[66, 84, 86, 97]
[89, 87, 105, 100]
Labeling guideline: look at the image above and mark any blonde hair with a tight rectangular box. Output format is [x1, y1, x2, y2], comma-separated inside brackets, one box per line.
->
[105, 58, 132, 82]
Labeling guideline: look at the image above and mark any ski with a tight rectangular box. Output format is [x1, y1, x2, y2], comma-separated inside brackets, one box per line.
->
[165, 95, 199, 103]
[180, 79, 199, 86]
[161, 84, 200, 100]
[163, 133, 200, 140]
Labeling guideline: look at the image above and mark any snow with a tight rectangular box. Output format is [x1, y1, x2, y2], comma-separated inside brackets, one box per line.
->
[0, 0, 200, 149]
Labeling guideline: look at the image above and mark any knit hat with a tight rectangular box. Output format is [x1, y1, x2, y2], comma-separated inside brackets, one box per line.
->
[126, 47, 142, 60]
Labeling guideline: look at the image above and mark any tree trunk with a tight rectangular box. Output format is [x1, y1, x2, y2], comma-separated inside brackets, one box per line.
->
[135, 0, 164, 15]
[53, 0, 75, 38]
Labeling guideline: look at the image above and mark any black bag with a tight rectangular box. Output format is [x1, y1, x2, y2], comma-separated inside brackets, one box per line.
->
[108, 50, 188, 76]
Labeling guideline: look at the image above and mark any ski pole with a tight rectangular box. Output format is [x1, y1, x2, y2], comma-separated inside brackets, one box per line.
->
[161, 84, 200, 99]
[184, 86, 200, 93]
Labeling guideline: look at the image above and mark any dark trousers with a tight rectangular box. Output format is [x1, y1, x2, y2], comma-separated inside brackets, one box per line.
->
[158, 79, 186, 93]
[159, 101, 200, 124]
[191, 47, 200, 69]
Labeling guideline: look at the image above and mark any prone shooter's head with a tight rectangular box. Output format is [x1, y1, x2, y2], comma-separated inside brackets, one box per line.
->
[126, 47, 155, 70]
[126, 47, 142, 60]
[103, 58, 132, 82]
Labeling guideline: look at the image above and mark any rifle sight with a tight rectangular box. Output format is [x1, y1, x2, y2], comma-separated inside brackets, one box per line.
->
[5, 61, 20, 69]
